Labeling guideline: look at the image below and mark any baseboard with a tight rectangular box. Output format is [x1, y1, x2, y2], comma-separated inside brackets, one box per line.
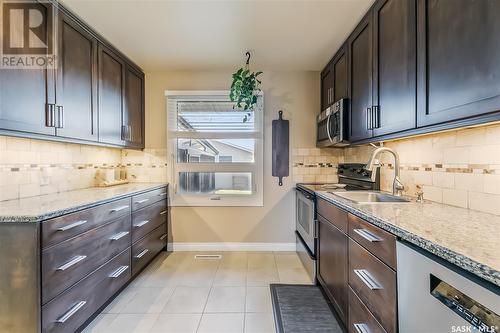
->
[170, 242, 296, 252]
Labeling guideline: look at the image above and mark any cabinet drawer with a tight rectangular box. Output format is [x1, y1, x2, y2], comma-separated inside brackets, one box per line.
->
[132, 224, 167, 276]
[42, 248, 130, 333]
[42, 215, 131, 304]
[348, 239, 396, 333]
[348, 286, 387, 333]
[348, 214, 396, 269]
[132, 187, 168, 211]
[41, 197, 131, 249]
[132, 200, 167, 243]
[317, 198, 348, 233]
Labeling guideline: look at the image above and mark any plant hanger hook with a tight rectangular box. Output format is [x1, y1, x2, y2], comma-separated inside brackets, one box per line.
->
[245, 51, 251, 67]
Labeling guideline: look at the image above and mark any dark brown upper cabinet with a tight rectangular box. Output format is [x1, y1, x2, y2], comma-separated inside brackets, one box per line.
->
[348, 13, 373, 142]
[98, 45, 125, 146]
[333, 45, 348, 102]
[0, 2, 56, 136]
[123, 65, 145, 149]
[372, 0, 416, 136]
[55, 10, 98, 141]
[320, 62, 335, 111]
[417, 0, 500, 127]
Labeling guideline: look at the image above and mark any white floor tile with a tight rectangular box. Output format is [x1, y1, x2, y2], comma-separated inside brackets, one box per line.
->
[105, 313, 159, 332]
[82, 314, 117, 332]
[245, 287, 272, 313]
[244, 313, 275, 333]
[119, 287, 175, 314]
[197, 313, 244, 333]
[149, 313, 201, 333]
[205, 286, 246, 313]
[162, 286, 210, 313]
[213, 268, 247, 286]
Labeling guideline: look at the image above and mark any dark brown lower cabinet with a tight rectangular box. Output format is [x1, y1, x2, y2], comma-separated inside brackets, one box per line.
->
[317, 214, 348, 326]
[348, 287, 387, 333]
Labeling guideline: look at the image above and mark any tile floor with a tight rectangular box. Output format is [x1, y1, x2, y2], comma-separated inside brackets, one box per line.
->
[83, 251, 313, 333]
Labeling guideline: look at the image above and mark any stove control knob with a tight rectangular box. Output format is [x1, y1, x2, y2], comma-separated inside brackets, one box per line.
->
[338, 169, 344, 174]
[356, 168, 363, 174]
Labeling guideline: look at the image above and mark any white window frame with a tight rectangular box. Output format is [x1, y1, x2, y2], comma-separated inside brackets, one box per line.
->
[165, 90, 264, 207]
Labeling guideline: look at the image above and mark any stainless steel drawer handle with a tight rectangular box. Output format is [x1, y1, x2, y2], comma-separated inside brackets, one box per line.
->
[158, 192, 167, 196]
[353, 323, 371, 333]
[134, 220, 149, 228]
[135, 249, 149, 259]
[160, 210, 167, 215]
[109, 265, 129, 278]
[57, 255, 87, 271]
[353, 269, 383, 290]
[353, 228, 383, 242]
[57, 220, 88, 231]
[160, 233, 167, 240]
[56, 301, 86, 323]
[110, 205, 129, 213]
[109, 231, 129, 241]
[135, 199, 149, 204]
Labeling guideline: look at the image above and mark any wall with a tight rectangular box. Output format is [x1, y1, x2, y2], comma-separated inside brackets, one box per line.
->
[343, 123, 500, 215]
[0, 136, 122, 201]
[129, 70, 320, 245]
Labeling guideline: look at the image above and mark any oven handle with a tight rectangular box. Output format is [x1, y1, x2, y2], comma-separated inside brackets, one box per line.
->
[326, 113, 333, 143]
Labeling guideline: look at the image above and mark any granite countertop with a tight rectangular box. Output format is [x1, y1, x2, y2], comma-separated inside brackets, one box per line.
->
[0, 183, 168, 223]
[315, 191, 500, 287]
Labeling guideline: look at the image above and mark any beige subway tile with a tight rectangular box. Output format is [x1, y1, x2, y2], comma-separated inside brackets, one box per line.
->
[413, 171, 433, 186]
[432, 172, 454, 188]
[454, 173, 484, 192]
[422, 185, 443, 203]
[469, 145, 500, 164]
[485, 123, 500, 143]
[19, 183, 41, 198]
[5, 137, 30, 151]
[483, 175, 500, 195]
[455, 127, 487, 147]
[0, 185, 19, 201]
[468, 192, 500, 215]
[432, 131, 456, 148]
[442, 188, 468, 208]
[0, 136, 6, 151]
[443, 147, 469, 164]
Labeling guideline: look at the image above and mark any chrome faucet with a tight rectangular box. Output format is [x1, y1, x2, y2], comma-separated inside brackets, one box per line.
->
[364, 147, 405, 196]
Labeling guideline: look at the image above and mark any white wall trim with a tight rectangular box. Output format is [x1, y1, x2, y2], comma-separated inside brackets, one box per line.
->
[169, 242, 296, 252]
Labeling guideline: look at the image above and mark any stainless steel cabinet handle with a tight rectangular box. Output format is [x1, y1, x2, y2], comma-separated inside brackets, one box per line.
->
[56, 105, 64, 128]
[353, 323, 371, 333]
[353, 269, 383, 290]
[135, 249, 149, 259]
[366, 107, 372, 130]
[160, 233, 167, 240]
[158, 192, 167, 196]
[135, 199, 149, 204]
[109, 231, 129, 241]
[353, 229, 382, 242]
[110, 205, 129, 213]
[56, 301, 86, 323]
[57, 220, 88, 232]
[45, 103, 56, 127]
[109, 265, 129, 278]
[57, 255, 87, 271]
[133, 220, 149, 228]
[160, 210, 167, 215]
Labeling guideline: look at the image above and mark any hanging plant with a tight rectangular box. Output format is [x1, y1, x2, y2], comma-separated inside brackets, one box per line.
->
[230, 52, 263, 111]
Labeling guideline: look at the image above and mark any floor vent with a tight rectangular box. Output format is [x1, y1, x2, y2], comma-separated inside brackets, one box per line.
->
[194, 254, 222, 260]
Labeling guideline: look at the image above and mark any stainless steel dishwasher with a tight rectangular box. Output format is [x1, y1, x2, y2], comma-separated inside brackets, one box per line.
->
[397, 241, 500, 333]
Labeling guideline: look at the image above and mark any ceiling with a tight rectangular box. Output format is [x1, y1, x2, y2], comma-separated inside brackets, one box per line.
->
[61, 0, 374, 72]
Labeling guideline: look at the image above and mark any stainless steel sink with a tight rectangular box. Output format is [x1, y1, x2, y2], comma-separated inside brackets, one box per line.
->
[328, 191, 411, 204]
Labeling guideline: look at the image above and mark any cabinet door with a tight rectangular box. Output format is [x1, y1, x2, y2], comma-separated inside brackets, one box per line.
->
[98, 45, 125, 145]
[123, 65, 144, 148]
[55, 11, 98, 141]
[0, 2, 55, 136]
[333, 45, 348, 102]
[372, 0, 416, 136]
[318, 215, 348, 325]
[417, 0, 500, 127]
[348, 14, 373, 142]
[321, 62, 335, 111]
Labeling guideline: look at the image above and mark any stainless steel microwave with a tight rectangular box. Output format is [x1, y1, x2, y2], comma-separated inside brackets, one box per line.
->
[317, 98, 349, 147]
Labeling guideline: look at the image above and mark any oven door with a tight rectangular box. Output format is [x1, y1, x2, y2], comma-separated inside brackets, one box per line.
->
[295, 189, 316, 255]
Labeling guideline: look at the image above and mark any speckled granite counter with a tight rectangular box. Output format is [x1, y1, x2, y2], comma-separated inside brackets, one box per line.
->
[0, 183, 168, 223]
[315, 191, 500, 288]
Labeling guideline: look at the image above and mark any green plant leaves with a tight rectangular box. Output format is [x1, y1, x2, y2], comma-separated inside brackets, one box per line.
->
[229, 67, 263, 111]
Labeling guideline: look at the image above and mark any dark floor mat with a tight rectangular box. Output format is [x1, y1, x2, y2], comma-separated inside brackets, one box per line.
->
[270, 284, 343, 333]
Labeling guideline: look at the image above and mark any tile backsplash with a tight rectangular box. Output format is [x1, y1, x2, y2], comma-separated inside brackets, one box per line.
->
[0, 136, 122, 201]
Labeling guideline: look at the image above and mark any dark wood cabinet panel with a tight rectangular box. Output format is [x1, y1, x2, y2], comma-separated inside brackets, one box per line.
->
[321, 63, 335, 111]
[318, 214, 348, 326]
[348, 287, 387, 333]
[417, 0, 500, 127]
[348, 14, 373, 142]
[55, 12, 97, 141]
[98, 45, 125, 145]
[0, 2, 56, 136]
[333, 46, 348, 102]
[372, 0, 416, 136]
[317, 198, 348, 233]
[123, 65, 145, 148]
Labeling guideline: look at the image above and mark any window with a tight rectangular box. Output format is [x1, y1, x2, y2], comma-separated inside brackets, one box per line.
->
[166, 91, 263, 206]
